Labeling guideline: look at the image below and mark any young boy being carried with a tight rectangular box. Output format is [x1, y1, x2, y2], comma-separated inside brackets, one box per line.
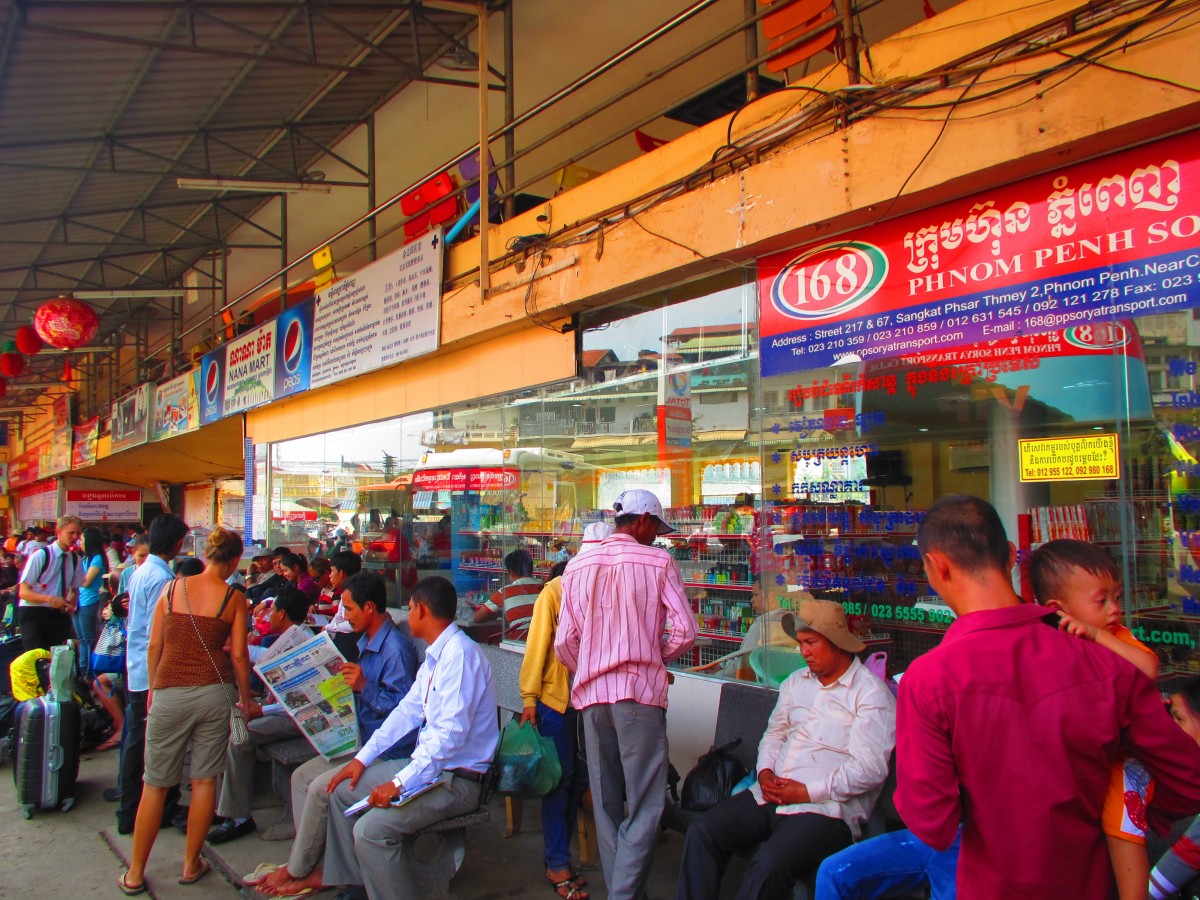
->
[1031, 539, 1160, 900]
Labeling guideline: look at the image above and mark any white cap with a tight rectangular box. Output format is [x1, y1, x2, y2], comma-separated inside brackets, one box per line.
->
[580, 522, 614, 546]
[612, 489, 674, 535]
[565, 522, 614, 571]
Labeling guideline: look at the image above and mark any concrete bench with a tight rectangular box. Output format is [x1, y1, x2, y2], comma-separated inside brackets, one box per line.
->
[259, 738, 495, 898]
[262, 736, 320, 840]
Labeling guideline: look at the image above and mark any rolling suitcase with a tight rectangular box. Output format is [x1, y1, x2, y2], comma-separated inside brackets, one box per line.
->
[12, 695, 80, 818]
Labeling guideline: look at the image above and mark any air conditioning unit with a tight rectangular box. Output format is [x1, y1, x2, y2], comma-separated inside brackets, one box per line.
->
[948, 441, 990, 471]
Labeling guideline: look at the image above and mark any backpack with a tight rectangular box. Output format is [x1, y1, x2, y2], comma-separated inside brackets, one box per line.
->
[680, 738, 748, 812]
[33, 546, 81, 598]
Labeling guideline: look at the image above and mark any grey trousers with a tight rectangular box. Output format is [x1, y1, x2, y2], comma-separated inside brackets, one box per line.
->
[215, 713, 301, 819]
[324, 760, 483, 900]
[582, 701, 669, 900]
[286, 754, 342, 877]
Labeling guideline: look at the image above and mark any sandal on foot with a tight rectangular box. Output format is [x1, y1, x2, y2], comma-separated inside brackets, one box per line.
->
[179, 859, 212, 885]
[118, 873, 147, 896]
[97, 733, 121, 752]
[568, 869, 587, 887]
[243, 862, 281, 886]
[548, 876, 589, 900]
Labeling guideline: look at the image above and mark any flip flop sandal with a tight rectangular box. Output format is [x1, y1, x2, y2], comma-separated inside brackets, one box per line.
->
[243, 862, 281, 886]
[179, 859, 212, 885]
[117, 873, 147, 896]
[549, 876, 589, 900]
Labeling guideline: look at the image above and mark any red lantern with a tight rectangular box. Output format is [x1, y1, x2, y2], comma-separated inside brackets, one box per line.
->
[0, 341, 24, 378]
[34, 297, 99, 351]
[15, 326, 42, 356]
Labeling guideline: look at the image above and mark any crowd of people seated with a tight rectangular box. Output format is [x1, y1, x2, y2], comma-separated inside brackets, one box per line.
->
[5, 494, 1200, 899]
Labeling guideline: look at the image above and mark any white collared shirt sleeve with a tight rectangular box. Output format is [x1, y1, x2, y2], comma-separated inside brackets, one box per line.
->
[390, 633, 492, 790]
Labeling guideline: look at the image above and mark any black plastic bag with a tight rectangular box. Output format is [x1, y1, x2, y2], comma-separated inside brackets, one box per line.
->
[680, 738, 747, 812]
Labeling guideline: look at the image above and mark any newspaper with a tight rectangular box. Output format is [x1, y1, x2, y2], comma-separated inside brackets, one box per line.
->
[254, 630, 359, 760]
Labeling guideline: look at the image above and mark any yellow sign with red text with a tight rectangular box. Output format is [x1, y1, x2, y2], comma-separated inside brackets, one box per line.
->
[1019, 434, 1119, 482]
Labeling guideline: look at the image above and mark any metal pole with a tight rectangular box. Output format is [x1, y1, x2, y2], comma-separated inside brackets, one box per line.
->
[367, 114, 378, 261]
[502, 0, 515, 221]
[279, 192, 289, 311]
[840, 0, 859, 86]
[744, 0, 759, 102]
[477, 1, 490, 298]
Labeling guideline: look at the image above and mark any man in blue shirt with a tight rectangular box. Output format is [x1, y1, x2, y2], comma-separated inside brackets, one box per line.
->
[249, 572, 419, 898]
[115, 513, 188, 834]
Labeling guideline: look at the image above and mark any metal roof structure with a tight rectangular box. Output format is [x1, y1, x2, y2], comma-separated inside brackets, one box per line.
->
[0, 0, 488, 398]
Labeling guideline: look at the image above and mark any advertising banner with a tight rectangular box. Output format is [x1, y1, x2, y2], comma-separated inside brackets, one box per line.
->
[275, 298, 314, 401]
[153, 369, 200, 441]
[42, 393, 74, 476]
[311, 228, 442, 389]
[759, 131, 1200, 375]
[410, 467, 518, 492]
[199, 346, 226, 426]
[43, 428, 72, 476]
[111, 383, 152, 452]
[64, 489, 142, 521]
[223, 320, 276, 416]
[71, 418, 99, 468]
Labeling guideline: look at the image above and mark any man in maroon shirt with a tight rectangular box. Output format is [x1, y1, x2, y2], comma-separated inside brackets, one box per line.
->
[897, 494, 1200, 899]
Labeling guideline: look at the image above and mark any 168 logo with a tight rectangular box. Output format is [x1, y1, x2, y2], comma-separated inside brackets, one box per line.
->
[770, 240, 888, 321]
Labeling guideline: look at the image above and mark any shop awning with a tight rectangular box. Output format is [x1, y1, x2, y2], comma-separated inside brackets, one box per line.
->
[66, 415, 245, 488]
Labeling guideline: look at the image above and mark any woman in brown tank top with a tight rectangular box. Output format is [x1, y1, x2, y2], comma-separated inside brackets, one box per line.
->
[121, 528, 251, 894]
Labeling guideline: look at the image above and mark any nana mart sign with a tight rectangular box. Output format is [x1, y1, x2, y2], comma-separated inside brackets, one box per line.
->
[759, 131, 1200, 376]
[200, 298, 314, 426]
[1018, 434, 1120, 482]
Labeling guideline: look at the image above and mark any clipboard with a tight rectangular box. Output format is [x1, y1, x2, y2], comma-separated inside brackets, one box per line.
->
[343, 777, 445, 817]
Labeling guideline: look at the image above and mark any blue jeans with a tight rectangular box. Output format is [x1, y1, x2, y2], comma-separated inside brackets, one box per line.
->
[73, 602, 102, 680]
[814, 827, 961, 900]
[537, 702, 588, 871]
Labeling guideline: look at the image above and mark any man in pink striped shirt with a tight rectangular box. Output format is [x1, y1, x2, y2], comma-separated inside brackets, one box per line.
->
[555, 489, 698, 900]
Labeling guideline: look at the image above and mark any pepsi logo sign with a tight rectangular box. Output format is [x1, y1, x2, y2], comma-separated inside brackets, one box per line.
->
[282, 317, 304, 374]
[204, 359, 221, 404]
[770, 240, 888, 321]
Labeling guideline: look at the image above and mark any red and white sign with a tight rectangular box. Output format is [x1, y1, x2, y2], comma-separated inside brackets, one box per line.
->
[411, 468, 519, 492]
[64, 489, 141, 521]
[272, 509, 317, 522]
[759, 131, 1200, 375]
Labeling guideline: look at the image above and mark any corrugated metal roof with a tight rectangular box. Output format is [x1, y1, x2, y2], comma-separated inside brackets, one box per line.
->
[0, 0, 481, 397]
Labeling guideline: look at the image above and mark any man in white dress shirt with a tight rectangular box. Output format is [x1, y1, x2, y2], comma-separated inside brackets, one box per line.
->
[323, 575, 499, 900]
[675, 599, 897, 900]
